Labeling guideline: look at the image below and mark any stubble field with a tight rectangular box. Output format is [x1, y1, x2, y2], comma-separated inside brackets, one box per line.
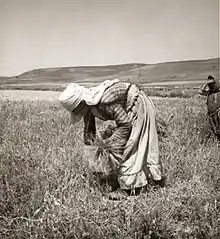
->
[0, 91, 219, 239]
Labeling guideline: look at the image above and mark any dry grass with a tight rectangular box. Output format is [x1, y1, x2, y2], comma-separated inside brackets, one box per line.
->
[0, 96, 220, 238]
[0, 90, 60, 101]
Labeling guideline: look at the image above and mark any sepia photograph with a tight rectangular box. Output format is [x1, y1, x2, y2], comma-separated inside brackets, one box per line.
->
[0, 0, 219, 238]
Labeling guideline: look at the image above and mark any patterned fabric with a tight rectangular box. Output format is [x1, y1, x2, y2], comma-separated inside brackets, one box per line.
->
[99, 83, 128, 105]
[84, 82, 132, 148]
[98, 83, 131, 125]
[83, 83, 163, 190]
[82, 79, 119, 105]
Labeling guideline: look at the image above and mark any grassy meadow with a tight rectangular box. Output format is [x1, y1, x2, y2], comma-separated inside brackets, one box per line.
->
[0, 96, 220, 238]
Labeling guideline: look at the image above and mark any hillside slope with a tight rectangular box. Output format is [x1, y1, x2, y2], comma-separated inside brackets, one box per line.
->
[0, 58, 219, 91]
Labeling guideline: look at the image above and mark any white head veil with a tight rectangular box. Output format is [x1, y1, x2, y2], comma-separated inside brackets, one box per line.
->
[59, 83, 84, 123]
[59, 79, 120, 124]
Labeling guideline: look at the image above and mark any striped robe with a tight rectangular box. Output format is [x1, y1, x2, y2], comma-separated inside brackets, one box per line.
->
[83, 82, 163, 190]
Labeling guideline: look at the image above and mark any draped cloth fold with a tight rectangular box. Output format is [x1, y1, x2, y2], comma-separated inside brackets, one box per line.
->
[118, 91, 162, 190]
[83, 79, 120, 105]
[85, 85, 163, 190]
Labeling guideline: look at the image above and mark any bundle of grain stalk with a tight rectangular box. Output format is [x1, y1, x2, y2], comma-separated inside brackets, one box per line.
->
[83, 115, 169, 176]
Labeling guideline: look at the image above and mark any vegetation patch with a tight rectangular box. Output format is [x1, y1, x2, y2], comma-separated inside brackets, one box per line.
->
[0, 97, 219, 238]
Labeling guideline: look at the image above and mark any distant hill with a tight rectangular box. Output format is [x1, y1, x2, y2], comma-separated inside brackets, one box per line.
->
[0, 58, 219, 91]
[0, 76, 10, 81]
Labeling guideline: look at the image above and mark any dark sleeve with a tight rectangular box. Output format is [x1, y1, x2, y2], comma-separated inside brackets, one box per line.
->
[83, 111, 96, 145]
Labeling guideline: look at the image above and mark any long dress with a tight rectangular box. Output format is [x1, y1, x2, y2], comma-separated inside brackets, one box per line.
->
[83, 82, 163, 190]
[199, 84, 220, 138]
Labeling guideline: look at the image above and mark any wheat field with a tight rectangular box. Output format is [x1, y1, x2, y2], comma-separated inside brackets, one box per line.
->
[0, 94, 219, 238]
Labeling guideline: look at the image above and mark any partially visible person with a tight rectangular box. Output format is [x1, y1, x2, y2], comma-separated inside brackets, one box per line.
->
[59, 79, 165, 200]
[199, 75, 220, 139]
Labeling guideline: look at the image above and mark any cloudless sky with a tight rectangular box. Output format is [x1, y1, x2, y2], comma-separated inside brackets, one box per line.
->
[1, 0, 219, 76]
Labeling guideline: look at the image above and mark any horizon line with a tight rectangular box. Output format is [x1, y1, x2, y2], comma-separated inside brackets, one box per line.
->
[1, 56, 219, 78]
